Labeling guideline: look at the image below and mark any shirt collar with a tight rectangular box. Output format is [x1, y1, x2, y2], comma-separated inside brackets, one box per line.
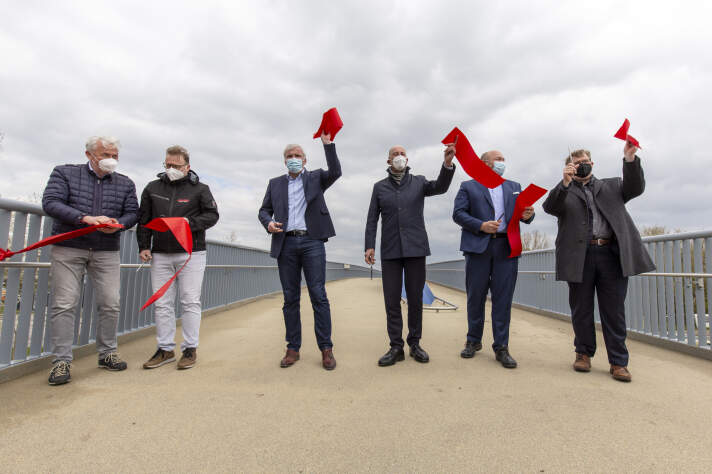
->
[87, 162, 112, 180]
[287, 168, 306, 181]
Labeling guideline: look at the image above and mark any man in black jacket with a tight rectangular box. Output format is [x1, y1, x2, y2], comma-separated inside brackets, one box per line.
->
[137, 145, 219, 370]
[542, 143, 655, 382]
[42, 135, 138, 385]
[365, 143, 456, 366]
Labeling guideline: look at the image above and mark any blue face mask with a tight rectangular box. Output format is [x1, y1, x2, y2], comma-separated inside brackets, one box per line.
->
[286, 158, 303, 174]
[492, 161, 506, 176]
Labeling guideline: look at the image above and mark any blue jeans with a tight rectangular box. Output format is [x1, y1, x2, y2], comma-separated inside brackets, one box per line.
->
[277, 235, 332, 351]
[465, 238, 519, 352]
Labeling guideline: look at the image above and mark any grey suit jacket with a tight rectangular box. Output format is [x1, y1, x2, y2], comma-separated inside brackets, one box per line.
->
[542, 156, 655, 282]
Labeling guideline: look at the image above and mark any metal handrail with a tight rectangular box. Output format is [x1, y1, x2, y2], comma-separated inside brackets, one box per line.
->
[428, 268, 712, 278]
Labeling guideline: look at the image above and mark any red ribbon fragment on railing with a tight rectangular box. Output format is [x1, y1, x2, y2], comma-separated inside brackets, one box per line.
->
[441, 127, 505, 189]
[0, 222, 124, 262]
[140, 217, 193, 311]
[614, 118, 642, 148]
[313, 107, 343, 140]
[506, 184, 548, 258]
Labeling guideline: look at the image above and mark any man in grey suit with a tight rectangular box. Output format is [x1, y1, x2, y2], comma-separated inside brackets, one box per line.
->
[542, 143, 655, 382]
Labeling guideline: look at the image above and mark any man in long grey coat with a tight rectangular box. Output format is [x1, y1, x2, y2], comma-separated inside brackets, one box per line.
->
[543, 143, 654, 382]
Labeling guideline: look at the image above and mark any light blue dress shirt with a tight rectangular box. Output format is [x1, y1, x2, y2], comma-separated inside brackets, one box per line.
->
[286, 170, 307, 232]
[489, 184, 507, 232]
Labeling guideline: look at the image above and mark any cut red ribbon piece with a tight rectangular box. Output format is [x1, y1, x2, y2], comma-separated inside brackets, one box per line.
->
[140, 217, 193, 311]
[442, 127, 504, 189]
[614, 118, 641, 148]
[507, 184, 548, 258]
[0, 222, 124, 262]
[313, 107, 343, 140]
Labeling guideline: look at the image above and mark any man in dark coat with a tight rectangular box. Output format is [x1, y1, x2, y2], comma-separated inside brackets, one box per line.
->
[452, 150, 535, 369]
[365, 143, 456, 367]
[42, 136, 139, 385]
[258, 132, 341, 370]
[543, 143, 655, 382]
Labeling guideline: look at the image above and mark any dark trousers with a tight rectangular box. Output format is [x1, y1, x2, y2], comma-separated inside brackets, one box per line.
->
[277, 235, 332, 351]
[465, 238, 518, 352]
[567, 244, 629, 366]
[381, 256, 426, 348]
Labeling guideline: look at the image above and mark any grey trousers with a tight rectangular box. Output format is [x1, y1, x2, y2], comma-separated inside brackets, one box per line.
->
[49, 245, 121, 362]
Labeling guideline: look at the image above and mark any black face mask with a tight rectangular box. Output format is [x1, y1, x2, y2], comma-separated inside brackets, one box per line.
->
[575, 163, 592, 178]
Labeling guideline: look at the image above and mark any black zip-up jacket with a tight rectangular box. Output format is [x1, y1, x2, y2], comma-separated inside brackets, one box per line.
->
[137, 170, 219, 253]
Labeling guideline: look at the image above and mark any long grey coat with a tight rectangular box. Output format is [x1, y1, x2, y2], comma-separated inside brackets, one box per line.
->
[542, 157, 655, 282]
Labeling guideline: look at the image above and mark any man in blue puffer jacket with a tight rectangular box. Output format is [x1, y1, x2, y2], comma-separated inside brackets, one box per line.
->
[42, 136, 139, 385]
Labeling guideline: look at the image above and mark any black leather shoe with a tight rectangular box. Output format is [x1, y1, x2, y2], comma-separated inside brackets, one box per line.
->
[460, 341, 483, 359]
[409, 344, 430, 363]
[495, 347, 517, 369]
[378, 347, 405, 367]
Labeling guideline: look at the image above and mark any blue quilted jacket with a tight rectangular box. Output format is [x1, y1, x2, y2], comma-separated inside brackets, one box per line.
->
[42, 163, 139, 251]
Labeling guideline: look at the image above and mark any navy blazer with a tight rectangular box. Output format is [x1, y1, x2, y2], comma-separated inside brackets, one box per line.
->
[452, 179, 534, 255]
[258, 143, 342, 258]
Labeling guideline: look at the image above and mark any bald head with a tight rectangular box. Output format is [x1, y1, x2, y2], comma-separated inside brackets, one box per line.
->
[481, 150, 504, 169]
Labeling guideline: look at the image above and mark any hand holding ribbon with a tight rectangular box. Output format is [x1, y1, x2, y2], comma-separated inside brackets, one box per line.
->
[140, 217, 193, 311]
[506, 184, 548, 258]
[0, 222, 124, 262]
[441, 127, 504, 188]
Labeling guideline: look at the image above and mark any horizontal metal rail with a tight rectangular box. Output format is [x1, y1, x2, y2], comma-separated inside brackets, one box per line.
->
[428, 268, 712, 278]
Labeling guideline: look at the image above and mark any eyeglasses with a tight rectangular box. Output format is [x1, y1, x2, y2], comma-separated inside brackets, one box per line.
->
[163, 162, 187, 170]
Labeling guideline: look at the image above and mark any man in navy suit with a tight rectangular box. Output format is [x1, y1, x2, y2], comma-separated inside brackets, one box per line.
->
[258, 132, 341, 370]
[452, 151, 534, 368]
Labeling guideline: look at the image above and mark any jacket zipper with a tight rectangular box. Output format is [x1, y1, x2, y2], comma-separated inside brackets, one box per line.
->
[168, 185, 177, 216]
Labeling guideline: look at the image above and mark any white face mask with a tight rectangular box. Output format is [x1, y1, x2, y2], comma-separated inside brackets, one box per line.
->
[492, 161, 506, 176]
[392, 155, 407, 171]
[165, 167, 186, 181]
[96, 157, 118, 173]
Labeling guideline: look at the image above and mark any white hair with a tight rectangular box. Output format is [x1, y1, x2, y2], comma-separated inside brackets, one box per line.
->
[283, 143, 305, 158]
[86, 136, 121, 152]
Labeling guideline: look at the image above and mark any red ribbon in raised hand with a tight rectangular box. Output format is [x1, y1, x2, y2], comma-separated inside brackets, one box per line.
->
[506, 184, 548, 258]
[0, 222, 124, 262]
[140, 217, 193, 311]
[442, 127, 504, 189]
[313, 107, 343, 140]
[614, 118, 642, 148]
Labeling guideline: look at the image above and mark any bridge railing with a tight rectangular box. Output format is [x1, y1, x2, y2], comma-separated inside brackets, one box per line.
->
[427, 231, 712, 356]
[0, 197, 376, 371]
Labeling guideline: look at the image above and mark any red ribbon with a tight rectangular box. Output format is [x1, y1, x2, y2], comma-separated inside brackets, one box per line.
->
[441, 127, 505, 189]
[506, 184, 548, 258]
[313, 107, 344, 140]
[614, 118, 642, 148]
[0, 222, 124, 262]
[140, 217, 193, 311]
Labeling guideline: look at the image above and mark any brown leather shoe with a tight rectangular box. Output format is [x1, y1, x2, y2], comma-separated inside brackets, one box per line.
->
[610, 365, 632, 382]
[280, 349, 300, 368]
[321, 348, 336, 371]
[573, 353, 591, 372]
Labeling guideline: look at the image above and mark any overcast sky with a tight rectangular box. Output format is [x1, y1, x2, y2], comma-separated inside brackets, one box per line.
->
[1, 1, 710, 265]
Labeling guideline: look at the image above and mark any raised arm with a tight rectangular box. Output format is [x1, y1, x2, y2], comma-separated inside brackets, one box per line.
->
[319, 133, 342, 190]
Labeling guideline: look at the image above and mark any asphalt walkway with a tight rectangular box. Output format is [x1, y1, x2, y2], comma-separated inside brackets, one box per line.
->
[1, 278, 711, 472]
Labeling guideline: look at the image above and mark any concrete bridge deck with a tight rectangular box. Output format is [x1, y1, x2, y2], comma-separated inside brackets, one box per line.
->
[1, 278, 711, 472]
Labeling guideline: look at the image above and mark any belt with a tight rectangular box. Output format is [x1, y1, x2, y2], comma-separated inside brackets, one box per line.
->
[491, 233, 508, 239]
[590, 238, 611, 246]
[286, 230, 308, 237]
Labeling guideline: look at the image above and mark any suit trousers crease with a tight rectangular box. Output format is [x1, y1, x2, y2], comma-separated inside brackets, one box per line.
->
[567, 244, 629, 366]
[464, 238, 518, 352]
[381, 256, 426, 348]
[277, 235, 332, 351]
